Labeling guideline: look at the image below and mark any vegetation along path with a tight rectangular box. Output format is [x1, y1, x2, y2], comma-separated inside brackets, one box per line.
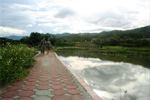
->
[0, 52, 102, 100]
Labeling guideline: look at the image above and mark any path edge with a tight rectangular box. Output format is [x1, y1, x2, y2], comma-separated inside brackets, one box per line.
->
[33, 51, 41, 58]
[54, 52, 103, 100]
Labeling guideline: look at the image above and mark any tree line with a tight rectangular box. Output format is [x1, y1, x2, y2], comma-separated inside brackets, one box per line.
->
[1, 25, 150, 47]
[55, 25, 150, 47]
[19, 32, 57, 46]
[0, 32, 57, 47]
[93, 36, 150, 47]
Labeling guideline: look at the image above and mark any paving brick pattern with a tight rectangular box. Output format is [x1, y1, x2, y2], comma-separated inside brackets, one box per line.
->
[0, 53, 94, 100]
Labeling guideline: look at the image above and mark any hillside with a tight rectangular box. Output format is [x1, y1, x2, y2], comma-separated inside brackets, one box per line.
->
[55, 25, 150, 40]
[2, 35, 25, 40]
[1, 25, 150, 41]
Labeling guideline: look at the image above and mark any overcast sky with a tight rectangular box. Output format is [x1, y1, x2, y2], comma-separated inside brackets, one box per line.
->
[0, 0, 149, 36]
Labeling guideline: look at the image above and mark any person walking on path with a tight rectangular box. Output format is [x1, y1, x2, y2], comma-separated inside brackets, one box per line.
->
[46, 39, 52, 54]
[39, 37, 46, 54]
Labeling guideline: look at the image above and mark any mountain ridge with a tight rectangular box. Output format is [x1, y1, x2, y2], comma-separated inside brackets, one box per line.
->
[1, 25, 150, 40]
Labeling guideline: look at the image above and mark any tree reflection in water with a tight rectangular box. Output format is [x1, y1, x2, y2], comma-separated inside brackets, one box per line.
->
[56, 50, 150, 100]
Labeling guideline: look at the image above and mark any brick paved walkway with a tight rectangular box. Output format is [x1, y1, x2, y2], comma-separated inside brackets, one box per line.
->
[0, 52, 102, 100]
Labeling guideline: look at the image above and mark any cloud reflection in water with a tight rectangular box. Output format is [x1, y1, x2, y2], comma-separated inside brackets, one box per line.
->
[58, 56, 150, 100]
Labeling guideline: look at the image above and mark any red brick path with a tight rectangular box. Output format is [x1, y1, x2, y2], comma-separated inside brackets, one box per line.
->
[0, 52, 102, 100]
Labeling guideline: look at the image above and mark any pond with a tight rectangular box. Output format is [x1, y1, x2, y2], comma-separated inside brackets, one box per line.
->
[55, 50, 150, 100]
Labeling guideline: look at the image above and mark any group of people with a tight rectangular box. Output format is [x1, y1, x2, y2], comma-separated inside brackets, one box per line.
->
[39, 37, 52, 54]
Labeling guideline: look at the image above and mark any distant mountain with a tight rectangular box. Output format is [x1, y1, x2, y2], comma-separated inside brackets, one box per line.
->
[54, 25, 150, 39]
[55, 33, 71, 38]
[1, 25, 150, 40]
[3, 35, 25, 40]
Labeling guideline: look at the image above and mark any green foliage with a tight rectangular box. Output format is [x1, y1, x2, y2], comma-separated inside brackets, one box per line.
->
[56, 42, 75, 46]
[20, 32, 57, 46]
[33, 46, 41, 51]
[18, 25, 150, 47]
[55, 47, 85, 51]
[55, 25, 150, 47]
[19, 36, 30, 44]
[0, 43, 35, 85]
[0, 38, 20, 46]
[29, 32, 42, 45]
[93, 37, 150, 47]
[116, 49, 128, 54]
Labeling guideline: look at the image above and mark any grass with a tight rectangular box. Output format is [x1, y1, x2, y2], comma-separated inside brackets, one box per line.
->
[55, 46, 85, 50]
[56, 46, 150, 51]
[101, 46, 150, 50]
[54, 46, 150, 58]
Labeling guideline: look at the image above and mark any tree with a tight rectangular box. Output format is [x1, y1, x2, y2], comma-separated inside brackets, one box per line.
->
[29, 32, 41, 45]
[50, 35, 57, 45]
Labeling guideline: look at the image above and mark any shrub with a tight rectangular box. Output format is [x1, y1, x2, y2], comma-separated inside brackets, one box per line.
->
[0, 43, 35, 85]
[56, 42, 75, 46]
[116, 49, 128, 54]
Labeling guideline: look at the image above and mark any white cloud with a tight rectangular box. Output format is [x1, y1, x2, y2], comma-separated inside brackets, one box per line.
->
[12, 3, 33, 10]
[53, 27, 62, 32]
[0, 0, 149, 36]
[54, 7, 76, 18]
[37, 30, 43, 33]
[38, 23, 55, 27]
[26, 24, 33, 27]
[0, 26, 27, 36]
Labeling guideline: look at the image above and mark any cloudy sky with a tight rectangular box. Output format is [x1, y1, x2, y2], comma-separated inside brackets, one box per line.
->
[0, 0, 149, 36]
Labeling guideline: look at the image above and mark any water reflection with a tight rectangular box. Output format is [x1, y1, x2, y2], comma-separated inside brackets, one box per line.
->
[56, 50, 150, 69]
[58, 56, 150, 100]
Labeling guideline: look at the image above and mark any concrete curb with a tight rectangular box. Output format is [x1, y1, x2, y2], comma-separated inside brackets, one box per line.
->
[33, 51, 41, 58]
[54, 52, 103, 100]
